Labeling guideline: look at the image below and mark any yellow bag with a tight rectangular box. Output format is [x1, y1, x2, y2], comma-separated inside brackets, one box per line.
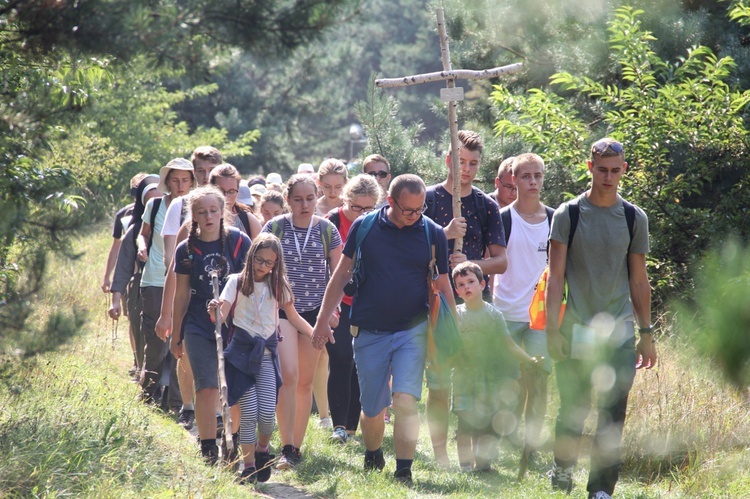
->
[528, 267, 567, 330]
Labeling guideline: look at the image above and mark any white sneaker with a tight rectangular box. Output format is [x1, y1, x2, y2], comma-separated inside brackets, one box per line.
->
[591, 492, 612, 499]
[329, 426, 348, 444]
[319, 417, 333, 429]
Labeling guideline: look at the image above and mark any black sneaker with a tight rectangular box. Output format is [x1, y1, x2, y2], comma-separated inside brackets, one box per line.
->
[549, 462, 574, 493]
[255, 450, 275, 482]
[201, 443, 219, 466]
[363, 450, 385, 472]
[276, 444, 296, 470]
[178, 409, 195, 430]
[394, 468, 413, 484]
[239, 466, 257, 484]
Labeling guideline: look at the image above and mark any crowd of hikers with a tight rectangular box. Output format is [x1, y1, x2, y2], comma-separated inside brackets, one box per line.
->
[103, 134, 657, 499]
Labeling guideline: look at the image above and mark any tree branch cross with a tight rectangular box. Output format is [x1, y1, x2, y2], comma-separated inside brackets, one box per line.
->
[375, 8, 522, 252]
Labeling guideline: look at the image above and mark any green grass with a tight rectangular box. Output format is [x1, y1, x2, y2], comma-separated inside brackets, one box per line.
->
[2, 225, 750, 497]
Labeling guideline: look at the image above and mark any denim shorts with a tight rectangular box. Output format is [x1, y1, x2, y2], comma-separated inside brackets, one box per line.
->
[184, 331, 218, 391]
[353, 321, 428, 417]
[506, 320, 552, 374]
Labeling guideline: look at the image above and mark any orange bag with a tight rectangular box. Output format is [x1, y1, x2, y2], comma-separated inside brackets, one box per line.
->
[528, 267, 567, 330]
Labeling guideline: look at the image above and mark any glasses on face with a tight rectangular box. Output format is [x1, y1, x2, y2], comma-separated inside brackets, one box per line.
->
[392, 197, 426, 217]
[349, 203, 375, 214]
[221, 189, 238, 197]
[591, 139, 624, 156]
[367, 170, 389, 179]
[500, 182, 517, 193]
[254, 256, 276, 268]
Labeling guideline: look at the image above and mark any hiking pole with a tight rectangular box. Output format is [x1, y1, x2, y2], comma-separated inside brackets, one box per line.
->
[111, 316, 118, 351]
[518, 360, 544, 481]
[210, 270, 234, 457]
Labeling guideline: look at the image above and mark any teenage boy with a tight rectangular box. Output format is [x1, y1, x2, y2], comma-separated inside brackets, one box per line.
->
[453, 261, 538, 472]
[546, 138, 656, 499]
[488, 156, 517, 208]
[311, 174, 455, 484]
[493, 153, 553, 455]
[423, 130, 507, 467]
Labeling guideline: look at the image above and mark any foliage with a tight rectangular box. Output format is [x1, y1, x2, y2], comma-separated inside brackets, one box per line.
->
[491, 6, 750, 309]
[675, 238, 750, 388]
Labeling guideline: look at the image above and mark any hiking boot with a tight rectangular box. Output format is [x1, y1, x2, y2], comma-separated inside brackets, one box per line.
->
[255, 450, 275, 482]
[239, 466, 257, 484]
[178, 409, 195, 430]
[276, 445, 298, 470]
[394, 468, 413, 484]
[201, 443, 219, 466]
[549, 462, 574, 493]
[329, 426, 349, 444]
[363, 449, 385, 472]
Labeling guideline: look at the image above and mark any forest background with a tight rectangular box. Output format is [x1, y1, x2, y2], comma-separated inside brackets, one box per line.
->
[3, 0, 750, 496]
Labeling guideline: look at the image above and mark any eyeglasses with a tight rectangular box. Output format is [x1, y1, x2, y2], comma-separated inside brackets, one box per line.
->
[591, 139, 624, 156]
[500, 182, 517, 193]
[349, 203, 376, 214]
[221, 189, 239, 197]
[253, 256, 276, 268]
[367, 170, 389, 179]
[392, 197, 426, 217]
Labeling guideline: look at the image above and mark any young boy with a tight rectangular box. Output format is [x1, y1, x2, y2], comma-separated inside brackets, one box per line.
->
[452, 261, 538, 472]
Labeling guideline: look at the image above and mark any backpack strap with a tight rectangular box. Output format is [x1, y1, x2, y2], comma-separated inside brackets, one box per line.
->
[269, 214, 288, 240]
[147, 196, 164, 254]
[622, 199, 636, 253]
[424, 188, 437, 220]
[236, 207, 251, 235]
[224, 229, 246, 274]
[472, 186, 489, 234]
[319, 217, 333, 258]
[500, 206, 512, 244]
[327, 209, 341, 229]
[567, 197, 581, 248]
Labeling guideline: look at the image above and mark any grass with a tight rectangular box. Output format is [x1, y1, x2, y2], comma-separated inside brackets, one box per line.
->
[2, 225, 750, 497]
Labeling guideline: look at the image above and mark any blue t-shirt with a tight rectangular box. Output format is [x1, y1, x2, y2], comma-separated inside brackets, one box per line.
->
[344, 207, 449, 332]
[174, 227, 251, 339]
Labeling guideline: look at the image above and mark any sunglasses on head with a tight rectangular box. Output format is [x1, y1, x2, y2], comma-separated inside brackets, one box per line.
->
[591, 139, 624, 156]
[367, 170, 389, 179]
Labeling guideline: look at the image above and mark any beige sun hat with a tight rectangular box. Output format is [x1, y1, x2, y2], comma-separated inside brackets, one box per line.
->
[158, 158, 194, 194]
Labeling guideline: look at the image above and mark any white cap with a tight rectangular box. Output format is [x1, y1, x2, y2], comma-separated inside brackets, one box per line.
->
[297, 163, 315, 175]
[238, 180, 253, 206]
[266, 172, 283, 185]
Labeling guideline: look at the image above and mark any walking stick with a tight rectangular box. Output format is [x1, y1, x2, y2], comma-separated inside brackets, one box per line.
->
[210, 270, 234, 456]
[518, 361, 544, 481]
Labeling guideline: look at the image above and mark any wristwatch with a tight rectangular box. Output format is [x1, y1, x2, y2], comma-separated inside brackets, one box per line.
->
[638, 326, 653, 335]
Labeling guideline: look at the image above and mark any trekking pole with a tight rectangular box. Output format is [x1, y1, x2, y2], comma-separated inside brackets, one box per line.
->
[210, 270, 234, 456]
[518, 360, 543, 481]
[111, 317, 118, 351]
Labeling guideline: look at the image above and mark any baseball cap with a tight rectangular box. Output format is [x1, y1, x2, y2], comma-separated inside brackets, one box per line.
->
[238, 180, 253, 206]
[297, 163, 315, 175]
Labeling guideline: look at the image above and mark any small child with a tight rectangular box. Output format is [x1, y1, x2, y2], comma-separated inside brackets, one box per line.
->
[210, 233, 315, 484]
[451, 261, 539, 472]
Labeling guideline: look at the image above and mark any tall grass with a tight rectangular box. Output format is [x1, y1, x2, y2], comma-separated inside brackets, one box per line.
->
[2, 225, 750, 497]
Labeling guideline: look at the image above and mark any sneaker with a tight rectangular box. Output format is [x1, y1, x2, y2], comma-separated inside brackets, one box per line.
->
[178, 409, 195, 430]
[384, 408, 391, 424]
[363, 450, 385, 472]
[255, 450, 275, 482]
[393, 468, 413, 484]
[239, 466, 257, 484]
[319, 417, 333, 429]
[549, 462, 574, 493]
[330, 427, 349, 444]
[201, 443, 219, 466]
[589, 492, 613, 499]
[276, 444, 297, 470]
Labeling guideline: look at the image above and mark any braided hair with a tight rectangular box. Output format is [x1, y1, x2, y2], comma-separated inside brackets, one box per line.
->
[181, 185, 227, 269]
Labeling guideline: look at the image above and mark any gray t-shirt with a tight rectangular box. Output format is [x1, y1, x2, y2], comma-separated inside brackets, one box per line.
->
[550, 194, 649, 327]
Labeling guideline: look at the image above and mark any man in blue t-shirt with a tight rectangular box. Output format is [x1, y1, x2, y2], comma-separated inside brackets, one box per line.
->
[312, 174, 455, 484]
[423, 129, 507, 467]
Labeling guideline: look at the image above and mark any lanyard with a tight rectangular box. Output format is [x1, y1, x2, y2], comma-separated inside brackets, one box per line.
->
[250, 283, 268, 325]
[292, 216, 314, 262]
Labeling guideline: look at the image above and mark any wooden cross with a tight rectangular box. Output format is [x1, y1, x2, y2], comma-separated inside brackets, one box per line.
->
[375, 8, 522, 253]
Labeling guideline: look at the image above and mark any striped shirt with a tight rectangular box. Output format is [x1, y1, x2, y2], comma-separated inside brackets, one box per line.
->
[262, 216, 341, 313]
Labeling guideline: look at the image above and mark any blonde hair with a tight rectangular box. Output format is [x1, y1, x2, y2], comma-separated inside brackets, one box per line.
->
[343, 174, 382, 206]
[182, 185, 227, 269]
[317, 158, 348, 182]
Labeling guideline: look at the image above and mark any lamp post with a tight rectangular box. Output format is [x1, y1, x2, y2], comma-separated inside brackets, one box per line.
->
[348, 123, 366, 163]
